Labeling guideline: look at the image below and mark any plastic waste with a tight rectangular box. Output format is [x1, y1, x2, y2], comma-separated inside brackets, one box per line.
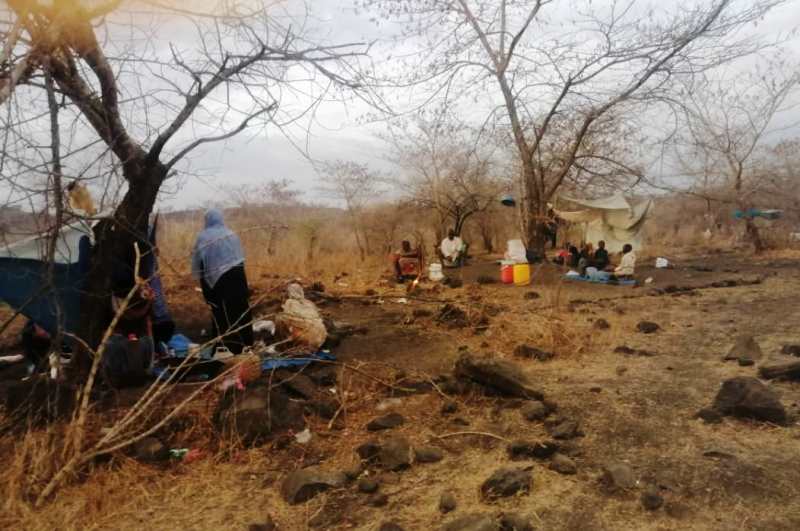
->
[276, 283, 327, 350]
[294, 427, 312, 444]
[253, 320, 276, 335]
[655, 257, 669, 269]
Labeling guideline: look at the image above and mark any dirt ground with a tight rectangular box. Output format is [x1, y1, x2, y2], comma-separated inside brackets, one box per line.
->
[3, 250, 800, 530]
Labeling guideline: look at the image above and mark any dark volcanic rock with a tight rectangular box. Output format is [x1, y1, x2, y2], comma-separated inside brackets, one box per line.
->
[520, 400, 549, 421]
[549, 453, 577, 475]
[781, 344, 800, 357]
[593, 318, 611, 330]
[414, 446, 445, 463]
[513, 344, 554, 362]
[439, 491, 457, 513]
[454, 353, 544, 400]
[507, 440, 558, 460]
[438, 303, 469, 328]
[636, 321, 660, 334]
[356, 440, 381, 461]
[367, 493, 389, 507]
[480, 468, 532, 500]
[738, 358, 755, 367]
[600, 463, 636, 493]
[357, 477, 379, 494]
[133, 437, 169, 463]
[379, 523, 405, 531]
[442, 513, 499, 531]
[498, 513, 533, 531]
[367, 413, 406, 431]
[379, 436, 413, 471]
[724, 335, 763, 365]
[214, 383, 305, 446]
[280, 467, 347, 504]
[641, 486, 664, 511]
[711, 376, 787, 424]
[441, 401, 459, 415]
[695, 407, 723, 424]
[548, 419, 580, 440]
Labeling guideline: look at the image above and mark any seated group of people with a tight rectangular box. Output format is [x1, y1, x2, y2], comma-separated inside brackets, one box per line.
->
[391, 229, 468, 282]
[555, 240, 637, 280]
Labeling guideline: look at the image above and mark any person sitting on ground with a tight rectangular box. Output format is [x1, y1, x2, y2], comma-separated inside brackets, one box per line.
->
[191, 208, 254, 355]
[593, 240, 610, 270]
[614, 243, 637, 279]
[578, 242, 594, 275]
[568, 244, 580, 268]
[392, 240, 422, 282]
[440, 229, 465, 267]
[553, 242, 571, 265]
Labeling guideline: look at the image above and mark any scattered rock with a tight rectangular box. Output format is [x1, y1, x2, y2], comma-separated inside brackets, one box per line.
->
[695, 408, 723, 424]
[498, 513, 533, 531]
[600, 463, 636, 493]
[367, 413, 406, 431]
[280, 467, 347, 504]
[548, 419, 580, 440]
[133, 437, 168, 463]
[641, 486, 664, 511]
[343, 462, 364, 480]
[437, 304, 470, 328]
[367, 493, 389, 507]
[507, 440, 557, 460]
[442, 513, 499, 531]
[724, 335, 763, 366]
[637, 321, 660, 334]
[439, 491, 457, 514]
[480, 468, 532, 500]
[589, 386, 602, 393]
[441, 401, 459, 415]
[593, 318, 611, 330]
[454, 353, 544, 400]
[614, 345, 655, 357]
[520, 400, 549, 421]
[414, 446, 444, 463]
[356, 440, 381, 461]
[549, 453, 577, 475]
[379, 436, 413, 471]
[711, 376, 787, 424]
[781, 344, 800, 357]
[247, 516, 277, 531]
[512, 344, 554, 362]
[379, 522, 405, 531]
[214, 384, 305, 446]
[357, 477, 379, 494]
[524, 291, 540, 300]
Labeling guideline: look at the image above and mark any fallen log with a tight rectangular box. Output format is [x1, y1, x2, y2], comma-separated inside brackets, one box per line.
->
[758, 361, 800, 380]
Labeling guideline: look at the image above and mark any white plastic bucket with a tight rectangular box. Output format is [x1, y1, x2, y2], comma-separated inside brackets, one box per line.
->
[429, 263, 444, 281]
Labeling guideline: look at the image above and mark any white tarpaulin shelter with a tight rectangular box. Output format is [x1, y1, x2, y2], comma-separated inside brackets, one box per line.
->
[555, 193, 653, 253]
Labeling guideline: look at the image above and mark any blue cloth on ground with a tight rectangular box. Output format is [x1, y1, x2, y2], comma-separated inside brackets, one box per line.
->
[191, 209, 244, 289]
[261, 351, 335, 371]
[167, 333, 193, 354]
[564, 274, 636, 286]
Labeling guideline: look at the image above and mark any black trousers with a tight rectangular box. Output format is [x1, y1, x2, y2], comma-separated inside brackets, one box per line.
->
[202, 265, 254, 354]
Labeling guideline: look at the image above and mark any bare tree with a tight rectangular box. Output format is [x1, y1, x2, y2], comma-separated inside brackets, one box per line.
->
[318, 160, 381, 261]
[1, 1, 373, 367]
[387, 114, 503, 242]
[365, 0, 785, 255]
[665, 66, 799, 251]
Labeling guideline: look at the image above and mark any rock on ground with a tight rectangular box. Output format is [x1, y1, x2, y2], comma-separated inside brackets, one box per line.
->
[214, 383, 305, 446]
[520, 400, 549, 421]
[442, 514, 500, 531]
[636, 321, 660, 334]
[711, 376, 787, 424]
[548, 418, 581, 440]
[133, 437, 169, 463]
[280, 467, 347, 504]
[379, 522, 406, 531]
[512, 344, 554, 362]
[549, 453, 577, 475]
[379, 436, 413, 471]
[414, 446, 445, 463]
[357, 477, 379, 494]
[498, 513, 534, 531]
[439, 491, 457, 513]
[507, 440, 558, 460]
[480, 468, 532, 500]
[641, 486, 664, 511]
[454, 353, 544, 400]
[600, 463, 636, 493]
[367, 412, 406, 431]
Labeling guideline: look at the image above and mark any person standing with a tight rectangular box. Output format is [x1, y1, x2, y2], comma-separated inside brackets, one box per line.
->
[191, 209, 253, 354]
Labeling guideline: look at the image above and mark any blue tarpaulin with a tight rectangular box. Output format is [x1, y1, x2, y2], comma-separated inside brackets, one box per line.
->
[733, 209, 783, 220]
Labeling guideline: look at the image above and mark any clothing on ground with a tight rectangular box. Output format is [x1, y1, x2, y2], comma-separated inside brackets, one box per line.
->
[203, 264, 253, 354]
[191, 209, 244, 289]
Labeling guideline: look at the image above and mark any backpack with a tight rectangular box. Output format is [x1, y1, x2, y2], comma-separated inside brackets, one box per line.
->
[102, 334, 153, 388]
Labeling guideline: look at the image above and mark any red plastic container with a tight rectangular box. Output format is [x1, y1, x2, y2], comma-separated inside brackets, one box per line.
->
[500, 262, 514, 284]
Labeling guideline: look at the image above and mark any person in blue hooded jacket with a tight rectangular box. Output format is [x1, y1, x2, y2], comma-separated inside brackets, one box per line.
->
[191, 209, 253, 354]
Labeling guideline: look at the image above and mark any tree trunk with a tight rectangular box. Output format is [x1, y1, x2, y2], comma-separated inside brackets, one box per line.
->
[74, 160, 166, 377]
[744, 217, 765, 254]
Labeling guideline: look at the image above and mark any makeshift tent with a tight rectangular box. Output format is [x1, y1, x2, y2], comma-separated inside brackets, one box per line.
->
[555, 193, 653, 253]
